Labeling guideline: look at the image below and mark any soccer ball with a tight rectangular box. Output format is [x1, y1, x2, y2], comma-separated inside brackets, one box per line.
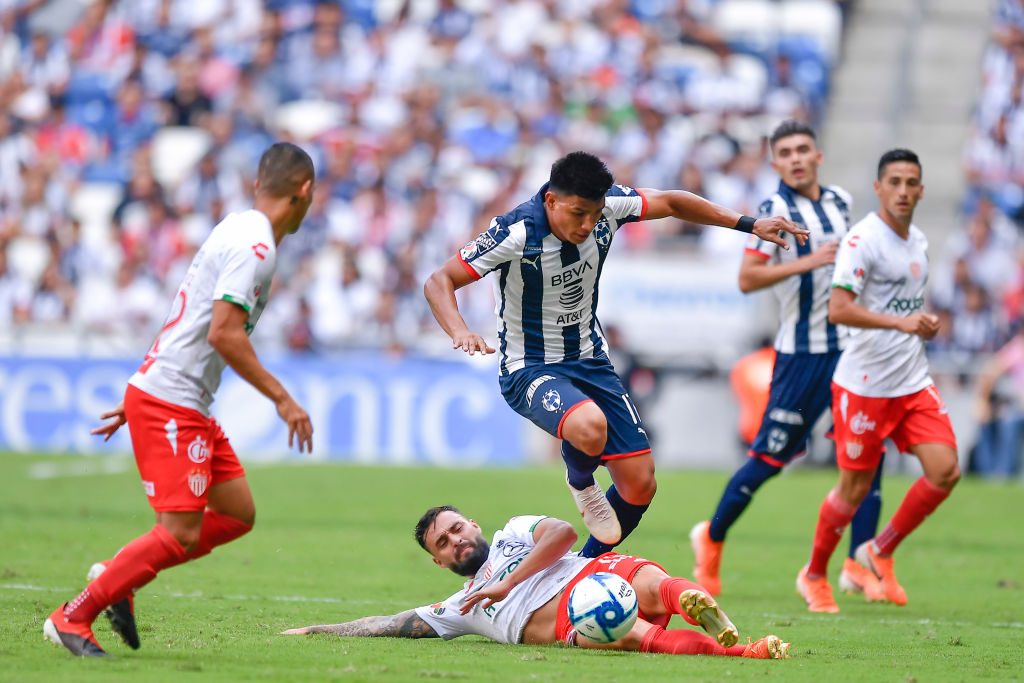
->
[567, 572, 638, 644]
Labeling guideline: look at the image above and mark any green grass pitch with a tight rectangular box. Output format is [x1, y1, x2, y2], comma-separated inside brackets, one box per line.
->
[2, 454, 1022, 682]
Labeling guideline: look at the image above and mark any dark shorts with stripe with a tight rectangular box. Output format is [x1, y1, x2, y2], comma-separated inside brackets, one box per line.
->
[749, 350, 842, 465]
[499, 355, 651, 479]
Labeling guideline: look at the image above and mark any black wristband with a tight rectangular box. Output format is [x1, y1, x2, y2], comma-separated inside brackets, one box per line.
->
[735, 215, 757, 233]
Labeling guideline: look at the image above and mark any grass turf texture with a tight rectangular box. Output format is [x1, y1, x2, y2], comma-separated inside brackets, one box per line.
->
[2, 454, 1022, 682]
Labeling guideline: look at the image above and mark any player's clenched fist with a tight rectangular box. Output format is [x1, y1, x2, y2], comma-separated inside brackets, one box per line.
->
[898, 313, 940, 340]
[753, 216, 809, 250]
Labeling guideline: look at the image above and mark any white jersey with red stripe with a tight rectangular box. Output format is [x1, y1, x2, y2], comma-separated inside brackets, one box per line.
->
[831, 211, 933, 398]
[128, 210, 277, 414]
[414, 516, 590, 644]
[456, 183, 646, 376]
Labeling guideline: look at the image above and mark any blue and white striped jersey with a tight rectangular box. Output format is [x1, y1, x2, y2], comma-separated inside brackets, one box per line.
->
[458, 183, 647, 375]
[746, 182, 853, 355]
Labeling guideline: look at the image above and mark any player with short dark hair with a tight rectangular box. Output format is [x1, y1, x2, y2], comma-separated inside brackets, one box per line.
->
[690, 121, 886, 601]
[283, 506, 791, 659]
[43, 143, 317, 657]
[424, 151, 807, 559]
[797, 149, 960, 612]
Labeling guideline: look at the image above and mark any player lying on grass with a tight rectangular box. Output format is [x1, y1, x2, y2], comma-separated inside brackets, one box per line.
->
[282, 506, 790, 659]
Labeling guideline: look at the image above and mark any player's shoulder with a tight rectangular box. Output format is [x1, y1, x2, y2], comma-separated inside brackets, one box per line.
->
[757, 192, 787, 217]
[823, 184, 853, 206]
[213, 210, 275, 253]
[605, 183, 641, 199]
[908, 223, 929, 248]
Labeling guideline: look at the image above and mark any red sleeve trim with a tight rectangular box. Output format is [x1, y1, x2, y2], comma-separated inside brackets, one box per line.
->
[637, 190, 648, 220]
[457, 253, 483, 280]
[744, 248, 771, 260]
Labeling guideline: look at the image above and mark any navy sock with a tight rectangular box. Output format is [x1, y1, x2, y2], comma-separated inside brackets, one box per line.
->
[567, 470, 596, 491]
[579, 485, 649, 558]
[848, 458, 884, 558]
[708, 458, 781, 542]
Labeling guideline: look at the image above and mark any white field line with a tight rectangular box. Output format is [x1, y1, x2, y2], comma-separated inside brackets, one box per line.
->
[4, 583, 1022, 629]
[0, 582, 406, 607]
[27, 459, 135, 480]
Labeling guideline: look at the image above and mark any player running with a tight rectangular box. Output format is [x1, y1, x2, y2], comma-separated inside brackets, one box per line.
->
[283, 506, 791, 659]
[424, 151, 807, 559]
[690, 121, 886, 601]
[43, 143, 317, 656]
[796, 149, 960, 613]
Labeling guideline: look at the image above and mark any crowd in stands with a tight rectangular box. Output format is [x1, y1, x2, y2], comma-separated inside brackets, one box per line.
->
[0, 0, 842, 355]
[953, 0, 1024, 477]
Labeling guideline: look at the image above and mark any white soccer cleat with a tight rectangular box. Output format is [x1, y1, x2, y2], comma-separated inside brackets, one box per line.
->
[566, 477, 621, 545]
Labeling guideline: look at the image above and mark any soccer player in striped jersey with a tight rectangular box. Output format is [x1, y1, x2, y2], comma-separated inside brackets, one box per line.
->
[424, 151, 807, 559]
[797, 149, 959, 612]
[690, 121, 886, 600]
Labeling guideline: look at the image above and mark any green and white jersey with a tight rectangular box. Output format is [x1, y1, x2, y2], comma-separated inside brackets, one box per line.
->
[129, 210, 276, 414]
[415, 516, 589, 644]
[832, 211, 933, 398]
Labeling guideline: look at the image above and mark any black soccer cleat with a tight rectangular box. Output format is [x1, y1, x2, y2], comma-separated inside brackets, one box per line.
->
[88, 562, 141, 649]
[44, 605, 108, 657]
[104, 599, 140, 650]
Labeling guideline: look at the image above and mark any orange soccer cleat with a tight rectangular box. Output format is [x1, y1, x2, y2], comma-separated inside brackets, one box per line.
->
[839, 557, 886, 602]
[854, 542, 908, 606]
[678, 588, 738, 647]
[43, 604, 107, 657]
[742, 635, 791, 659]
[796, 565, 839, 613]
[688, 520, 723, 596]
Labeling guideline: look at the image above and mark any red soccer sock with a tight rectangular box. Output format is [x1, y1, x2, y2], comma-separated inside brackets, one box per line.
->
[658, 577, 708, 627]
[64, 525, 187, 624]
[873, 477, 951, 556]
[174, 510, 253, 566]
[639, 626, 746, 656]
[808, 489, 857, 578]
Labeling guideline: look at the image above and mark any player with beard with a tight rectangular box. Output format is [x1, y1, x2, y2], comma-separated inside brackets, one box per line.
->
[283, 506, 791, 659]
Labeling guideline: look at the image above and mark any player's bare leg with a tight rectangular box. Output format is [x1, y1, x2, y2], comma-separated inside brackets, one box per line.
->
[856, 442, 959, 606]
[562, 403, 621, 543]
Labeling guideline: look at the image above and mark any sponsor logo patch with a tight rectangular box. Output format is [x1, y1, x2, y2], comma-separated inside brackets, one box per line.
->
[845, 442, 864, 460]
[766, 427, 789, 454]
[849, 411, 876, 435]
[430, 602, 446, 616]
[768, 408, 805, 425]
[187, 436, 210, 464]
[143, 480, 155, 497]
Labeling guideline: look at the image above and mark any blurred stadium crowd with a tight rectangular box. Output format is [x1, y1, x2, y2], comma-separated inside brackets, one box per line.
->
[0, 0, 846, 354]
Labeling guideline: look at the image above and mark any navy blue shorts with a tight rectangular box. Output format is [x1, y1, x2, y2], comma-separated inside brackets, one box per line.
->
[749, 350, 842, 465]
[499, 355, 652, 479]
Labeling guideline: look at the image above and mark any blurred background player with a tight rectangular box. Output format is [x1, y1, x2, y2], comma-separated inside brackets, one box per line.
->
[282, 505, 790, 660]
[797, 149, 960, 613]
[424, 151, 806, 559]
[690, 121, 885, 602]
[43, 142, 316, 657]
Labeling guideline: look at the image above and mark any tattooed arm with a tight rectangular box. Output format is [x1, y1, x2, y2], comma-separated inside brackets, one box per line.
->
[281, 609, 439, 639]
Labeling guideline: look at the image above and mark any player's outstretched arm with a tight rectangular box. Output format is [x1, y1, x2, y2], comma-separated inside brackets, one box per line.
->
[208, 300, 314, 453]
[639, 189, 808, 250]
[738, 241, 838, 293]
[460, 518, 577, 614]
[280, 610, 439, 638]
[424, 257, 495, 356]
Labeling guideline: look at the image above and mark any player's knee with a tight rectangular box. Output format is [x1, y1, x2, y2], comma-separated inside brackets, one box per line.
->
[169, 525, 202, 553]
[929, 459, 961, 490]
[567, 412, 608, 456]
